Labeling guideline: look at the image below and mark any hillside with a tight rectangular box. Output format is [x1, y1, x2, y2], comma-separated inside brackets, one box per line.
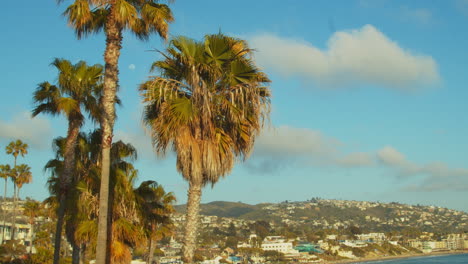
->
[175, 199, 468, 233]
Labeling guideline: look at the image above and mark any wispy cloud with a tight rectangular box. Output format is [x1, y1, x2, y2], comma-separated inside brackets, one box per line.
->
[114, 129, 155, 160]
[0, 112, 53, 149]
[250, 25, 440, 90]
[247, 127, 468, 192]
[246, 126, 374, 174]
[377, 146, 468, 191]
[456, 0, 468, 16]
[400, 6, 433, 25]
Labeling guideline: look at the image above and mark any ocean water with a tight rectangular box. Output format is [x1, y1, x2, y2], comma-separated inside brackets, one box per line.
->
[354, 253, 468, 264]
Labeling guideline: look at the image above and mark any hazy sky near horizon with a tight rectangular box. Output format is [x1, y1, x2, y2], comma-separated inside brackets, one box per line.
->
[1, 0, 468, 211]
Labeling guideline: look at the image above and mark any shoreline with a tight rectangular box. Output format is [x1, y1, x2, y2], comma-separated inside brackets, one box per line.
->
[327, 250, 468, 263]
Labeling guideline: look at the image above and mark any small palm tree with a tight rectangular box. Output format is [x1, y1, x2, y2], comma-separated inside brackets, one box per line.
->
[13, 164, 32, 202]
[4, 138, 28, 242]
[57, 1, 174, 261]
[140, 33, 271, 262]
[9, 164, 32, 241]
[0, 164, 12, 243]
[134, 181, 175, 264]
[5, 140, 28, 168]
[32, 58, 103, 263]
[23, 200, 41, 254]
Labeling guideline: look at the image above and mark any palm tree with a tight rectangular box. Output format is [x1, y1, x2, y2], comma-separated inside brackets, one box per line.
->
[73, 131, 150, 264]
[9, 164, 32, 241]
[57, 2, 174, 261]
[23, 200, 41, 254]
[0, 164, 12, 243]
[6, 140, 28, 168]
[32, 58, 103, 264]
[140, 33, 271, 262]
[45, 132, 99, 264]
[5, 140, 28, 242]
[13, 164, 32, 199]
[134, 180, 175, 264]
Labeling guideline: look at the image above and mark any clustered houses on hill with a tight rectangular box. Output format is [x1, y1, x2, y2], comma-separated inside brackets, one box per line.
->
[160, 199, 468, 264]
[160, 232, 468, 264]
[158, 231, 468, 264]
[174, 199, 467, 233]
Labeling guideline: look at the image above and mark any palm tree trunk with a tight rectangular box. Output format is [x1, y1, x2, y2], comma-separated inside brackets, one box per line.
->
[182, 180, 202, 263]
[72, 243, 80, 264]
[11, 184, 16, 240]
[96, 5, 121, 264]
[1, 178, 7, 243]
[11, 157, 17, 241]
[148, 238, 156, 264]
[79, 244, 86, 264]
[29, 220, 34, 254]
[53, 119, 81, 264]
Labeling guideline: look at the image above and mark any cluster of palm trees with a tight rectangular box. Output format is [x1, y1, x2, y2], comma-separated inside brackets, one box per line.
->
[0, 140, 32, 243]
[43, 131, 175, 264]
[28, 0, 271, 263]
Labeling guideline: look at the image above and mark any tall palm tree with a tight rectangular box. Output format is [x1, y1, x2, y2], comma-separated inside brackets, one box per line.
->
[32, 58, 103, 264]
[57, 2, 174, 261]
[140, 33, 271, 262]
[9, 164, 32, 241]
[23, 200, 41, 254]
[0, 164, 12, 243]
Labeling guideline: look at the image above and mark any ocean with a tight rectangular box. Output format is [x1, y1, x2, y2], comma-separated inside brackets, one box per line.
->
[353, 253, 468, 264]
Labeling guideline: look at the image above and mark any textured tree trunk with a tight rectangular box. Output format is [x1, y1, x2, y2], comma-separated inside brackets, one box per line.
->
[1, 178, 7, 244]
[11, 156, 17, 241]
[183, 180, 202, 263]
[72, 243, 80, 264]
[11, 184, 16, 240]
[148, 238, 156, 264]
[79, 243, 86, 264]
[96, 4, 121, 263]
[53, 118, 81, 264]
[29, 220, 34, 254]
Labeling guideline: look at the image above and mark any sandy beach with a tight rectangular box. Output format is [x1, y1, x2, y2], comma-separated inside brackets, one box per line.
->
[327, 250, 468, 263]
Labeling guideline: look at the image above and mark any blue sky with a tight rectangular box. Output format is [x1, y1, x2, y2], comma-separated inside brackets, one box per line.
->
[1, 0, 468, 211]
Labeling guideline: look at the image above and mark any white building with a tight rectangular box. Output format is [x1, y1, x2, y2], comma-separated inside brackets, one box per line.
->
[261, 236, 299, 255]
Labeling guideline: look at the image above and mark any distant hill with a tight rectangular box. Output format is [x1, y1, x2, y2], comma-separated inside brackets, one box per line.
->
[174, 199, 468, 232]
[175, 201, 260, 218]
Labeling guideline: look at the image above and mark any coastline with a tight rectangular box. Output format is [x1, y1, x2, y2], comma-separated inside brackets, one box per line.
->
[327, 250, 468, 263]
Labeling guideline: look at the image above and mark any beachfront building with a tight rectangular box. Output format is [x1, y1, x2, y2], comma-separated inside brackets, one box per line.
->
[261, 236, 299, 255]
[356, 233, 386, 242]
[445, 234, 465, 250]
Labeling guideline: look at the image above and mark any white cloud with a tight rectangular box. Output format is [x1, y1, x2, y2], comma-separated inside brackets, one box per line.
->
[254, 126, 340, 158]
[247, 126, 342, 174]
[377, 146, 408, 167]
[250, 25, 439, 89]
[129, 64, 136, 70]
[0, 112, 53, 149]
[337, 152, 375, 167]
[247, 126, 376, 173]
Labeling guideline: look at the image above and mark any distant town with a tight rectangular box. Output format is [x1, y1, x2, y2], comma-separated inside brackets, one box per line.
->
[4, 197, 466, 263]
